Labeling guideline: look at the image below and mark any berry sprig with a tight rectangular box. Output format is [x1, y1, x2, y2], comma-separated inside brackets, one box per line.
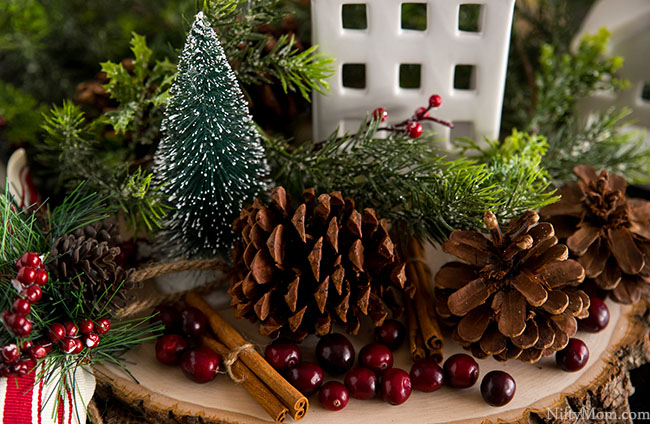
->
[372, 94, 454, 139]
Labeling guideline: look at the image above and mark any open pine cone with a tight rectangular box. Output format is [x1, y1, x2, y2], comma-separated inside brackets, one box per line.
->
[229, 186, 412, 341]
[434, 210, 588, 363]
[540, 165, 650, 304]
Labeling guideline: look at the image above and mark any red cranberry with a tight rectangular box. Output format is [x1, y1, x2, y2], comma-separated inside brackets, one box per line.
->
[34, 269, 48, 286]
[2, 344, 19, 363]
[29, 345, 48, 360]
[0, 363, 12, 377]
[64, 321, 78, 337]
[415, 107, 430, 119]
[12, 298, 31, 315]
[16, 267, 37, 285]
[19, 252, 41, 269]
[20, 340, 33, 351]
[406, 122, 423, 138]
[359, 343, 393, 375]
[481, 370, 516, 406]
[61, 338, 78, 354]
[155, 334, 189, 366]
[11, 315, 32, 337]
[2, 310, 14, 326]
[373, 107, 388, 122]
[48, 323, 66, 342]
[265, 341, 302, 372]
[316, 333, 355, 375]
[286, 362, 324, 397]
[556, 338, 589, 372]
[22, 285, 42, 303]
[319, 381, 349, 411]
[344, 367, 377, 400]
[180, 346, 220, 383]
[70, 338, 84, 354]
[375, 319, 406, 350]
[578, 297, 609, 333]
[79, 319, 94, 334]
[380, 368, 412, 405]
[429, 94, 442, 108]
[96, 318, 111, 335]
[444, 353, 479, 388]
[181, 307, 207, 336]
[409, 359, 444, 392]
[13, 359, 36, 376]
[154, 304, 182, 333]
[84, 333, 100, 349]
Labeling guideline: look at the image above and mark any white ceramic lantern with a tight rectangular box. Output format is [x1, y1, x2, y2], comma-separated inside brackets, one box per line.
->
[574, 0, 650, 141]
[311, 0, 516, 148]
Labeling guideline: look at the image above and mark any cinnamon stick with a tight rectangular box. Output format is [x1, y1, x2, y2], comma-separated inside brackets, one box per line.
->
[186, 292, 308, 420]
[201, 336, 288, 423]
[406, 294, 426, 361]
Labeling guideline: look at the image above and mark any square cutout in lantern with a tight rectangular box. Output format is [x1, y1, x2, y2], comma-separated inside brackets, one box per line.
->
[342, 63, 367, 89]
[459, 4, 483, 32]
[342, 4, 368, 30]
[401, 3, 427, 31]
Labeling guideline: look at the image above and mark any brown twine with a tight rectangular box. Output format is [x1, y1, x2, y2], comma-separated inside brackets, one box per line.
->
[223, 343, 258, 383]
[132, 258, 230, 283]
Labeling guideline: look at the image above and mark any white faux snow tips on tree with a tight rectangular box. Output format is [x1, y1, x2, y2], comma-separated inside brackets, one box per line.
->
[574, 0, 650, 139]
[311, 0, 515, 147]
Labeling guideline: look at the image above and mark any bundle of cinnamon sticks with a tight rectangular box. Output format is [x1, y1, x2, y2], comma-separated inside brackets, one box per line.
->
[185, 292, 307, 423]
[403, 238, 444, 362]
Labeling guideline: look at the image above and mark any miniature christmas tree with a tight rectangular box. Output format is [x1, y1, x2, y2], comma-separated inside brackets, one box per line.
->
[153, 11, 268, 259]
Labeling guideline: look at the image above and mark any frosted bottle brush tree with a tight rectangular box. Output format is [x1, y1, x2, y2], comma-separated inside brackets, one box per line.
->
[153, 11, 269, 259]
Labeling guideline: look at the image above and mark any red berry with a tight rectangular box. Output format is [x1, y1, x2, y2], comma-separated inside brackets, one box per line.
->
[0, 363, 12, 377]
[153, 304, 181, 333]
[316, 333, 355, 375]
[443, 353, 479, 388]
[415, 107, 430, 119]
[64, 321, 78, 337]
[13, 359, 36, 376]
[359, 343, 393, 375]
[2, 344, 19, 363]
[375, 319, 406, 350]
[181, 307, 207, 336]
[19, 252, 42, 269]
[78, 319, 94, 334]
[48, 323, 66, 342]
[344, 367, 378, 400]
[36, 338, 52, 354]
[22, 285, 42, 303]
[429, 94, 442, 108]
[16, 267, 37, 286]
[2, 310, 14, 326]
[286, 362, 324, 397]
[372, 107, 388, 122]
[481, 370, 516, 407]
[70, 338, 84, 354]
[84, 333, 100, 349]
[155, 334, 189, 366]
[34, 269, 48, 286]
[556, 338, 589, 372]
[96, 318, 111, 335]
[578, 297, 609, 333]
[380, 368, 412, 405]
[405, 122, 423, 138]
[319, 381, 349, 411]
[12, 298, 31, 315]
[409, 359, 444, 392]
[29, 345, 48, 360]
[180, 346, 220, 383]
[11, 315, 32, 337]
[60, 338, 78, 354]
[20, 340, 33, 351]
[265, 341, 302, 372]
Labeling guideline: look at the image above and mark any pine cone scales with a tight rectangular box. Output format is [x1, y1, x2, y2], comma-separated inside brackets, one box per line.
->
[229, 187, 412, 341]
[48, 234, 136, 314]
[541, 165, 650, 303]
[434, 210, 589, 363]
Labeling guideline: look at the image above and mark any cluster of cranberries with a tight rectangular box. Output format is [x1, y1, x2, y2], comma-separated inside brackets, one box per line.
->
[372, 94, 454, 139]
[153, 304, 221, 383]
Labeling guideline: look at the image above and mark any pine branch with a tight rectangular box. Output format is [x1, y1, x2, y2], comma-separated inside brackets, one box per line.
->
[265, 118, 558, 244]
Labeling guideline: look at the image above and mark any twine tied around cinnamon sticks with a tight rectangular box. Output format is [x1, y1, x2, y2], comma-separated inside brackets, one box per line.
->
[222, 343, 257, 383]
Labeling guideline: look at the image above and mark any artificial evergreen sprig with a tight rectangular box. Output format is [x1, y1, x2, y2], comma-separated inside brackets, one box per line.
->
[265, 115, 558, 244]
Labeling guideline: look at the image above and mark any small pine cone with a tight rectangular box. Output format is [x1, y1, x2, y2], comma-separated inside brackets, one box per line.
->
[73, 219, 121, 245]
[229, 187, 413, 341]
[434, 210, 589, 363]
[48, 235, 137, 315]
[541, 165, 650, 304]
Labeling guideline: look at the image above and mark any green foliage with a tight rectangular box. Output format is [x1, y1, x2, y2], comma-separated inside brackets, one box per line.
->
[266, 118, 558, 244]
[0, 81, 47, 144]
[153, 12, 269, 258]
[205, 0, 334, 100]
[101, 33, 176, 144]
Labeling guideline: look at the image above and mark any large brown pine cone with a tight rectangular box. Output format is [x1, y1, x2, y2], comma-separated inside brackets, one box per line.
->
[229, 186, 412, 341]
[434, 210, 589, 363]
[540, 165, 650, 304]
[47, 234, 136, 315]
